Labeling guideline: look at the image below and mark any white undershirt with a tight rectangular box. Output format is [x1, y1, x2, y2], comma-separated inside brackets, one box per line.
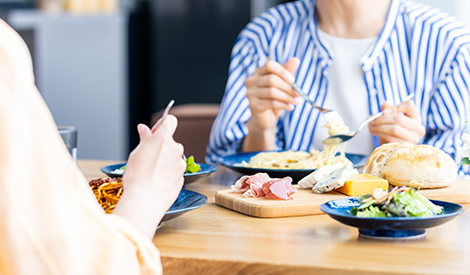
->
[313, 29, 377, 155]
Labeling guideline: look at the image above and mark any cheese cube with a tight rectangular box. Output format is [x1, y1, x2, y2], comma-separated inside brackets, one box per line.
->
[335, 174, 389, 196]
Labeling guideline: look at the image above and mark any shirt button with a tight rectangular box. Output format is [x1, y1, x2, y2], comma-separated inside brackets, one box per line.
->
[369, 88, 377, 97]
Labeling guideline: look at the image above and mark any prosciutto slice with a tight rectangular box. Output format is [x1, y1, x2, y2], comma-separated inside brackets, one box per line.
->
[231, 173, 296, 200]
[262, 177, 296, 200]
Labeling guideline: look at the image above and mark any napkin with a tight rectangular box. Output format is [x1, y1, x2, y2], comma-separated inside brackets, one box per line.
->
[0, 20, 161, 275]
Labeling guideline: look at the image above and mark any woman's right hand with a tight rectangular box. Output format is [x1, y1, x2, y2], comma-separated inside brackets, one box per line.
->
[112, 115, 186, 239]
[243, 57, 300, 151]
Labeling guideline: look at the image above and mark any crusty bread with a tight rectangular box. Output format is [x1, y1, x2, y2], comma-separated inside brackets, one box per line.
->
[363, 143, 412, 177]
[363, 143, 457, 189]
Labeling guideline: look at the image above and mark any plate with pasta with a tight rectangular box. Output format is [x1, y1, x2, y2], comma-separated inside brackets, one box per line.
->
[89, 178, 208, 222]
[216, 150, 368, 182]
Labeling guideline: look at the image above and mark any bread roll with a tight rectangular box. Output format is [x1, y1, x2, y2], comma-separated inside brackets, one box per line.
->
[363, 143, 412, 177]
[364, 143, 457, 189]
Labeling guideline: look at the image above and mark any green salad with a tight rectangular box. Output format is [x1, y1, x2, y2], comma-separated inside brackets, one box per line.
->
[349, 187, 443, 218]
[111, 156, 201, 175]
[184, 155, 200, 174]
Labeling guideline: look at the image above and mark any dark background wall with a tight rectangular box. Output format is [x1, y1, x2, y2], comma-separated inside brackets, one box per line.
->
[128, 0, 258, 151]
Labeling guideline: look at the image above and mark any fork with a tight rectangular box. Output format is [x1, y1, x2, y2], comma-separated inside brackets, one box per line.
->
[156, 99, 188, 161]
[291, 83, 341, 122]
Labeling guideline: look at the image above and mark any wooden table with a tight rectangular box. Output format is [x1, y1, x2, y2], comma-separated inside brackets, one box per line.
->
[78, 160, 470, 275]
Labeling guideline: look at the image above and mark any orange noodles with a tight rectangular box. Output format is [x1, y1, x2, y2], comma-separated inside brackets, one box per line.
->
[89, 178, 123, 213]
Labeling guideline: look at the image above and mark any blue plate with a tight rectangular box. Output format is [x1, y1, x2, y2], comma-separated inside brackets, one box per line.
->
[320, 198, 465, 239]
[216, 151, 368, 182]
[163, 189, 208, 222]
[100, 162, 217, 184]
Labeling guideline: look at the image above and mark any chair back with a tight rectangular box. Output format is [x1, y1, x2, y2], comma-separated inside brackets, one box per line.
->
[151, 103, 219, 163]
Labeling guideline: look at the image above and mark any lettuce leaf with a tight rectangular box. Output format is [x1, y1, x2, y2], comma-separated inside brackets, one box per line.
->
[356, 206, 387, 218]
[185, 156, 201, 174]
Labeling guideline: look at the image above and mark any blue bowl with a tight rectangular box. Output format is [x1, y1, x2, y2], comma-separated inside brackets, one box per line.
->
[320, 198, 464, 239]
[100, 162, 217, 184]
[217, 151, 368, 182]
[163, 189, 208, 222]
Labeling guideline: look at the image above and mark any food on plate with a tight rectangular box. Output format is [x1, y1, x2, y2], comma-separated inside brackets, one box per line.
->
[335, 174, 389, 196]
[312, 165, 358, 193]
[89, 178, 123, 213]
[235, 149, 352, 170]
[111, 164, 126, 175]
[297, 162, 344, 189]
[363, 143, 457, 188]
[231, 172, 296, 200]
[349, 187, 443, 218]
[110, 155, 201, 176]
[185, 155, 201, 173]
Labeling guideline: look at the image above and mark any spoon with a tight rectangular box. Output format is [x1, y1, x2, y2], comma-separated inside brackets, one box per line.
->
[323, 93, 416, 145]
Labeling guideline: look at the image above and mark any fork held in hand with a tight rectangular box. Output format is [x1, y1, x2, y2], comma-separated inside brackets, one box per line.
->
[291, 83, 340, 121]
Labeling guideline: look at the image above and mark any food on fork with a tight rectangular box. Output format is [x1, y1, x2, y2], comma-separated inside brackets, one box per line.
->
[363, 143, 457, 188]
[231, 173, 296, 200]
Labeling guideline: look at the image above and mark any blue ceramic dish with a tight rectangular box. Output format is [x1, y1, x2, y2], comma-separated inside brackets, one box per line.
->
[163, 189, 208, 222]
[216, 151, 368, 182]
[100, 162, 217, 184]
[320, 198, 464, 239]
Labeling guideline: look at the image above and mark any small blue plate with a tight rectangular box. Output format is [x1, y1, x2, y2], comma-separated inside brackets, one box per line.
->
[216, 151, 368, 182]
[100, 162, 217, 184]
[163, 189, 208, 222]
[320, 198, 464, 239]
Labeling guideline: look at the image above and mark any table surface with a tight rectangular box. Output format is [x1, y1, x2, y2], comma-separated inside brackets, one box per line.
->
[78, 159, 470, 275]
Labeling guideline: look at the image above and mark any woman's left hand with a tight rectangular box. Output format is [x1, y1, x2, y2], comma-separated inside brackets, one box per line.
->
[368, 100, 426, 145]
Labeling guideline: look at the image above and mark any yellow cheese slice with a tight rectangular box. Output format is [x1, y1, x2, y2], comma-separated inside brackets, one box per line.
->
[335, 173, 389, 196]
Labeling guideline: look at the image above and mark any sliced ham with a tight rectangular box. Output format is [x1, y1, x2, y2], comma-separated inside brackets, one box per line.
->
[262, 177, 295, 200]
[231, 173, 296, 200]
[231, 175, 251, 193]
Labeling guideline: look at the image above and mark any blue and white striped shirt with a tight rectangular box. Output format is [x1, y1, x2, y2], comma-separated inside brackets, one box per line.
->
[207, 0, 470, 175]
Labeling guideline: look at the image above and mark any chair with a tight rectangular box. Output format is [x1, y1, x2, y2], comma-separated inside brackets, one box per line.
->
[151, 103, 220, 163]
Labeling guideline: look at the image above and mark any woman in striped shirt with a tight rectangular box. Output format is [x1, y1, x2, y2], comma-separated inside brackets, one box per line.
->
[207, 0, 470, 175]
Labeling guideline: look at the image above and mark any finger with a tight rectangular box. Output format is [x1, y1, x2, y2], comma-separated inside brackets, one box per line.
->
[259, 60, 296, 84]
[381, 101, 397, 113]
[249, 87, 297, 110]
[369, 122, 423, 144]
[283, 57, 300, 75]
[137, 124, 152, 141]
[252, 76, 298, 103]
[155, 115, 178, 136]
[251, 95, 294, 112]
[397, 100, 421, 120]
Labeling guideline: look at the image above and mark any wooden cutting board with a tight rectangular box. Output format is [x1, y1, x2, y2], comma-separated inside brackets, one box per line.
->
[215, 180, 470, 218]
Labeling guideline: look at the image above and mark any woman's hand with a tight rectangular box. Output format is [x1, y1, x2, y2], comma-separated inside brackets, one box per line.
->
[368, 100, 426, 145]
[112, 115, 186, 239]
[243, 57, 301, 151]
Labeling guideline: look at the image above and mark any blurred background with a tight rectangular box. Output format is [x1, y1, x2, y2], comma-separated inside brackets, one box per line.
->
[0, 0, 468, 161]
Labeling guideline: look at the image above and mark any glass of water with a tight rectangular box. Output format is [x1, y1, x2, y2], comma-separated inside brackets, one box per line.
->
[58, 126, 78, 163]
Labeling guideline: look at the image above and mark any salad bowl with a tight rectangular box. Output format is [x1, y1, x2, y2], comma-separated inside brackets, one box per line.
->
[320, 197, 464, 239]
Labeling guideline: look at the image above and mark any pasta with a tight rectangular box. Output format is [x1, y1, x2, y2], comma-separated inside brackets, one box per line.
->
[237, 112, 352, 169]
[236, 144, 352, 169]
[89, 178, 123, 213]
